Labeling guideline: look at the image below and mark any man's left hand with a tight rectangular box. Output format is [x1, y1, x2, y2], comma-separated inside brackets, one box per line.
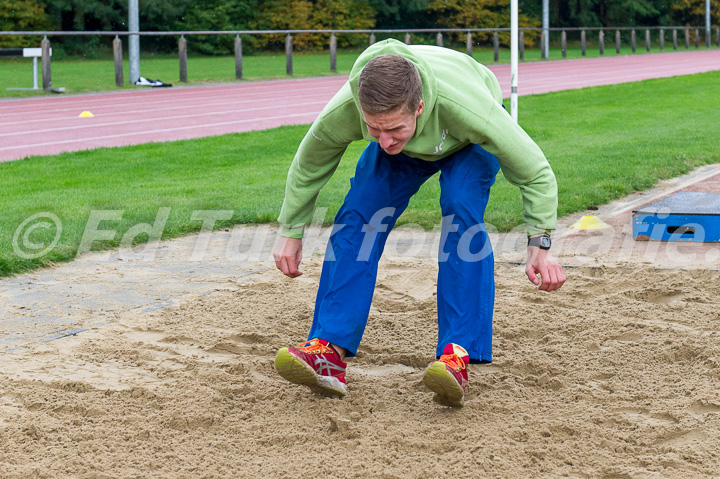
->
[526, 246, 565, 291]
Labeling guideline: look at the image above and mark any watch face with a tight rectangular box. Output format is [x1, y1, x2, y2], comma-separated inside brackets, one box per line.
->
[540, 236, 551, 249]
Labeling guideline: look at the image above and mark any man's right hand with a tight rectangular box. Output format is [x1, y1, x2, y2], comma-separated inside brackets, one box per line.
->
[273, 236, 303, 278]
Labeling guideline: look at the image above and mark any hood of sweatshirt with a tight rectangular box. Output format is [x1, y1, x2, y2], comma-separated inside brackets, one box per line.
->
[348, 39, 437, 138]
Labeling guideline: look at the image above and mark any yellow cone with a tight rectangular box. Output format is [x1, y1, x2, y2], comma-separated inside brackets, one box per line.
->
[78, 111, 94, 117]
[571, 214, 610, 230]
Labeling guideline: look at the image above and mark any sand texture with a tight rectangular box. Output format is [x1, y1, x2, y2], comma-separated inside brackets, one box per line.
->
[1, 255, 719, 478]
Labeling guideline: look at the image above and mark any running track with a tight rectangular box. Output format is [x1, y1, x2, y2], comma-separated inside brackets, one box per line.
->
[2, 49, 719, 162]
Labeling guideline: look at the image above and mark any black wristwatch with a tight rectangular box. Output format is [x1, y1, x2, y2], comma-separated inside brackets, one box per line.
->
[528, 234, 551, 250]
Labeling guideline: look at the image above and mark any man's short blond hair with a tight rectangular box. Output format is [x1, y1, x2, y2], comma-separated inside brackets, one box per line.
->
[358, 54, 422, 115]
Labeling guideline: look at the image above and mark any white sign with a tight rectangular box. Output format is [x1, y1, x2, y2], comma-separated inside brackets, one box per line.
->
[23, 48, 52, 58]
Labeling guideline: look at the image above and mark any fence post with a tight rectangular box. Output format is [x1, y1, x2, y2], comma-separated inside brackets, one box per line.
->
[645, 29, 650, 51]
[285, 33, 293, 76]
[519, 30, 525, 60]
[330, 32, 337, 73]
[685, 28, 690, 49]
[561, 30, 567, 58]
[493, 31, 499, 61]
[716, 26, 719, 47]
[369, 33, 376, 45]
[466, 32, 473, 56]
[708, 26, 712, 48]
[581, 30, 586, 56]
[540, 31, 547, 59]
[179, 35, 187, 83]
[615, 30, 621, 54]
[599, 30, 604, 55]
[113, 35, 124, 87]
[235, 35, 243, 80]
[436, 32, 443, 47]
[404, 32, 411, 45]
[673, 29, 678, 50]
[660, 29, 665, 51]
[695, 28, 700, 48]
[631, 29, 636, 52]
[41, 36, 51, 91]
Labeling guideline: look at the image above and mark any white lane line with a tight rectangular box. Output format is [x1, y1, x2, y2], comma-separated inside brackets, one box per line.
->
[500, 62, 720, 96]
[516, 58, 720, 78]
[502, 53, 720, 80]
[0, 84, 342, 123]
[521, 66, 720, 90]
[0, 111, 322, 152]
[0, 79, 344, 113]
[0, 99, 329, 138]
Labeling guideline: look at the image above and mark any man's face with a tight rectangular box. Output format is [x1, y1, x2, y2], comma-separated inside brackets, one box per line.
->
[362, 100, 424, 155]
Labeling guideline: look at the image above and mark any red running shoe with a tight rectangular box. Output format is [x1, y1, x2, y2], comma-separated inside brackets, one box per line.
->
[422, 343, 470, 407]
[274, 338, 348, 397]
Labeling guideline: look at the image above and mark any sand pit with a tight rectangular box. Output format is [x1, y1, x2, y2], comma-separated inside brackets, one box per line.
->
[1, 254, 719, 478]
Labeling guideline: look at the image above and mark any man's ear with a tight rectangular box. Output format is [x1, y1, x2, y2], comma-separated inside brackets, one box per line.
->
[416, 99, 424, 117]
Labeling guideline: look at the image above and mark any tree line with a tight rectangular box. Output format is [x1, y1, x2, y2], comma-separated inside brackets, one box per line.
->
[1, 0, 717, 54]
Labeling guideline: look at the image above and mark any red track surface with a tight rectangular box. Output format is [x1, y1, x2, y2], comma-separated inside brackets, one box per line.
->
[1, 49, 719, 162]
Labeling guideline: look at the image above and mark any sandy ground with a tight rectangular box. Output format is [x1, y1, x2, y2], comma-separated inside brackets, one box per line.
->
[1, 253, 720, 478]
[2, 165, 720, 477]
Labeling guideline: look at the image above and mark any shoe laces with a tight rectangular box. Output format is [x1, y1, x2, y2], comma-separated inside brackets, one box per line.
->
[439, 353, 466, 372]
[296, 338, 334, 355]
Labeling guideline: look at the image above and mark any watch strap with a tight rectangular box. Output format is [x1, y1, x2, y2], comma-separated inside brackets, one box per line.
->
[528, 234, 551, 249]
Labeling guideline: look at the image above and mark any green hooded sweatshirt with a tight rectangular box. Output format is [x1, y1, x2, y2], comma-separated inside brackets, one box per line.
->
[278, 39, 557, 238]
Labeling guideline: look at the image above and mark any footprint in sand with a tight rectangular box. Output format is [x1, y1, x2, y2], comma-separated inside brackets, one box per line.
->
[614, 407, 679, 428]
[655, 428, 707, 447]
[623, 289, 685, 304]
[688, 401, 720, 416]
[607, 331, 643, 343]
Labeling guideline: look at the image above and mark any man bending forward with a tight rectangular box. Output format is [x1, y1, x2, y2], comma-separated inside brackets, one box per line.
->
[273, 39, 565, 407]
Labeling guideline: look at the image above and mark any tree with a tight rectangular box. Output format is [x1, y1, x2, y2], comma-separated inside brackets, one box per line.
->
[40, 0, 127, 55]
[671, 0, 720, 27]
[165, 0, 259, 55]
[138, 0, 193, 53]
[427, 0, 540, 45]
[370, 0, 430, 28]
[550, 0, 671, 28]
[603, 0, 668, 26]
[0, 0, 52, 47]
[310, 0, 376, 48]
[254, 0, 375, 50]
[41, 0, 126, 31]
[11, 0, 709, 59]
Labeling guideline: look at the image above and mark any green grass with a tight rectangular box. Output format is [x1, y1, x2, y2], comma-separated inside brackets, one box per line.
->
[2, 40, 715, 97]
[0, 52, 365, 97]
[1, 71, 719, 277]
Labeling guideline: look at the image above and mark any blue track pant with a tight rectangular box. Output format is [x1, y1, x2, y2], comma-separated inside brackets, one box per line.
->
[308, 142, 500, 363]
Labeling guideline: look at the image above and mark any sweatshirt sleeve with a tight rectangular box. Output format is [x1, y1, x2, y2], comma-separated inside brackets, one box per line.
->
[277, 83, 363, 238]
[447, 97, 558, 236]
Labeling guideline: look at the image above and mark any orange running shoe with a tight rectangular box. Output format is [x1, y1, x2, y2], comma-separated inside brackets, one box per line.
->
[275, 338, 348, 397]
[422, 343, 470, 407]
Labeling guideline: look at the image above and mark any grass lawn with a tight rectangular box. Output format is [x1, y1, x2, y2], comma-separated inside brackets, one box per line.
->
[1, 39, 715, 97]
[0, 52, 364, 98]
[1, 71, 719, 277]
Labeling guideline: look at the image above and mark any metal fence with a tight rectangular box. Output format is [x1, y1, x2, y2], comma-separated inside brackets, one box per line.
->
[2, 26, 718, 91]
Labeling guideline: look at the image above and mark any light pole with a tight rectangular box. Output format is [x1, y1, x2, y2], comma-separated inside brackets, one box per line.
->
[707, 0, 712, 47]
[543, 0, 549, 58]
[129, 0, 140, 84]
[511, 0, 519, 121]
